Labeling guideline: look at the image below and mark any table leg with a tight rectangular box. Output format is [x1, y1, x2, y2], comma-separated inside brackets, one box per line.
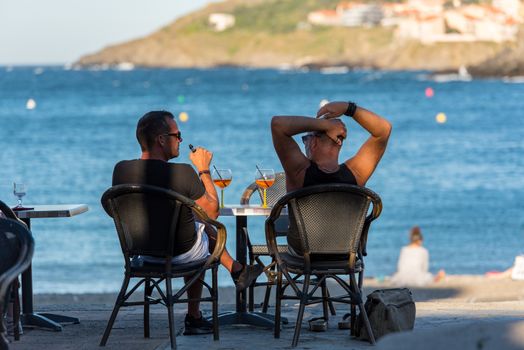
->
[20, 218, 80, 331]
[236, 215, 247, 313]
[217, 215, 286, 328]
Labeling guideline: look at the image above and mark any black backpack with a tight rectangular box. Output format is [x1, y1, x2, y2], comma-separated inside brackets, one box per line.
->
[355, 288, 416, 340]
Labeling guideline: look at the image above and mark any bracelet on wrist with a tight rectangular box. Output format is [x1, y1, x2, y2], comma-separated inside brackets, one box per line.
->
[198, 170, 211, 176]
[344, 101, 357, 117]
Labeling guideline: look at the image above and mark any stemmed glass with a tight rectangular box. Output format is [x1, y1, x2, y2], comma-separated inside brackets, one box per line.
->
[255, 168, 275, 208]
[13, 182, 27, 208]
[212, 168, 232, 208]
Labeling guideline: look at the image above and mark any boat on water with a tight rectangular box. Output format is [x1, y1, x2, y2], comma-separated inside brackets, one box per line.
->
[432, 65, 472, 82]
[320, 66, 350, 74]
[115, 62, 135, 71]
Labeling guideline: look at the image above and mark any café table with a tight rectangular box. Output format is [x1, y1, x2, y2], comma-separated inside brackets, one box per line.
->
[218, 204, 287, 328]
[15, 204, 89, 331]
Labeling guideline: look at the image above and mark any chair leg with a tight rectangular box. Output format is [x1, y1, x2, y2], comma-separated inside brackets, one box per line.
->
[12, 279, 21, 341]
[165, 276, 176, 350]
[349, 276, 356, 336]
[321, 278, 329, 321]
[291, 274, 310, 348]
[327, 289, 337, 316]
[350, 305, 356, 336]
[212, 266, 219, 341]
[248, 255, 255, 312]
[274, 271, 282, 339]
[350, 274, 375, 345]
[100, 275, 131, 346]
[262, 285, 272, 313]
[144, 278, 151, 338]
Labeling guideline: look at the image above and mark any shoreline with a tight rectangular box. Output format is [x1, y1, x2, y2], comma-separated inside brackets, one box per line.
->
[31, 274, 524, 306]
[4, 64, 524, 79]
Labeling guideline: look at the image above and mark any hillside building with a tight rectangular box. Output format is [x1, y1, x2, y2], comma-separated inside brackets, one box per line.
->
[208, 13, 235, 32]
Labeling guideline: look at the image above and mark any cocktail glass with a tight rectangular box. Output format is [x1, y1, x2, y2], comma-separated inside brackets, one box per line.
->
[212, 169, 232, 208]
[255, 169, 275, 208]
[13, 182, 26, 208]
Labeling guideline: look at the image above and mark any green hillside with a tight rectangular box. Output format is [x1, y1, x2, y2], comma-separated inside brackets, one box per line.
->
[76, 0, 522, 75]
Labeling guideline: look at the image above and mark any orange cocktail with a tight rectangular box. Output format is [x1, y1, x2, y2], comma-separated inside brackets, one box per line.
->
[212, 168, 232, 208]
[255, 168, 275, 208]
[213, 179, 232, 189]
[255, 179, 275, 189]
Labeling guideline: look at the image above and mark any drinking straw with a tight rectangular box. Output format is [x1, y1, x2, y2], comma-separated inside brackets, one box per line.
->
[213, 165, 227, 187]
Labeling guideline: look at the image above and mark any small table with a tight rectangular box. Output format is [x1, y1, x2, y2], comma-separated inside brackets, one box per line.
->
[15, 204, 89, 331]
[218, 205, 287, 328]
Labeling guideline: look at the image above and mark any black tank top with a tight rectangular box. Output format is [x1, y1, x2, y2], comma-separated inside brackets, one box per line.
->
[287, 162, 357, 256]
[303, 161, 357, 187]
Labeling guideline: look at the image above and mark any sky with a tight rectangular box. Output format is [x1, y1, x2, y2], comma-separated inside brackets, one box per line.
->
[0, 0, 217, 65]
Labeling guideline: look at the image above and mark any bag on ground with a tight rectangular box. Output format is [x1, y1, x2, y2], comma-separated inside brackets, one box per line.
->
[356, 288, 416, 340]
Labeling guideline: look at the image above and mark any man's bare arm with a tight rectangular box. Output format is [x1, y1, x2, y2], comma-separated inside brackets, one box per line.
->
[345, 106, 392, 186]
[190, 147, 220, 219]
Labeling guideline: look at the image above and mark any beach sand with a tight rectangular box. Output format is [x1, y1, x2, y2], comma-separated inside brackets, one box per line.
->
[7, 274, 524, 350]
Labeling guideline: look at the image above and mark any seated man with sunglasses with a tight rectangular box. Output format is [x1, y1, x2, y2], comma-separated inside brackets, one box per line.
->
[112, 110, 263, 335]
[271, 102, 391, 256]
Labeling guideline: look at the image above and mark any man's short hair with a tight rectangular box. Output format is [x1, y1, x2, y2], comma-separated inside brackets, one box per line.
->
[136, 111, 174, 151]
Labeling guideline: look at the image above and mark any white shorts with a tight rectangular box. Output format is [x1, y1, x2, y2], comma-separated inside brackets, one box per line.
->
[141, 222, 210, 265]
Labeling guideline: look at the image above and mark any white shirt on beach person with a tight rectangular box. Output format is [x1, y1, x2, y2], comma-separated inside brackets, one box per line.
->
[390, 245, 433, 287]
[390, 226, 445, 287]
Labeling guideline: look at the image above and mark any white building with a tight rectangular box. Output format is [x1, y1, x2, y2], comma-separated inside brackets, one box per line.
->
[208, 13, 235, 32]
[339, 4, 384, 26]
[396, 14, 445, 43]
[307, 10, 341, 26]
[492, 0, 522, 20]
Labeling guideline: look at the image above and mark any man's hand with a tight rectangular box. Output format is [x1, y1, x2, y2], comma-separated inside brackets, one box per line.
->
[189, 147, 213, 171]
[316, 101, 349, 119]
[324, 119, 347, 146]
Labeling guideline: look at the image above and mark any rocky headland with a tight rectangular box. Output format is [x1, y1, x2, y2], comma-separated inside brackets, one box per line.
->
[76, 0, 524, 77]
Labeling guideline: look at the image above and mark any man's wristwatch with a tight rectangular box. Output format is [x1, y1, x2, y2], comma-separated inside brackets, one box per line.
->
[198, 170, 210, 176]
[344, 101, 357, 117]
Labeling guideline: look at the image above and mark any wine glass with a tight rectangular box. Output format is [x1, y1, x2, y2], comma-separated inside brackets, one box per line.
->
[212, 169, 232, 208]
[255, 168, 275, 208]
[13, 182, 27, 208]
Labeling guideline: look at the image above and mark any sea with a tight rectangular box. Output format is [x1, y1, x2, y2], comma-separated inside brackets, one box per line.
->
[0, 66, 523, 294]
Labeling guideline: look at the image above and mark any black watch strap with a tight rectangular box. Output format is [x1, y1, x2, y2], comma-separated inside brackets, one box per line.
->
[344, 102, 357, 117]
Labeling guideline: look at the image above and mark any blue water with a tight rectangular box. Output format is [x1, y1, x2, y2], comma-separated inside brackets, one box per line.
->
[1, 66, 523, 293]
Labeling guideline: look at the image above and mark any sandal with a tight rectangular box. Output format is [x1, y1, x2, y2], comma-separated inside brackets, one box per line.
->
[338, 313, 351, 330]
[308, 317, 328, 332]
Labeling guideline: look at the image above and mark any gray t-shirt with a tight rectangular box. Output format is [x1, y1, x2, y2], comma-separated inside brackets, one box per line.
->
[112, 159, 205, 255]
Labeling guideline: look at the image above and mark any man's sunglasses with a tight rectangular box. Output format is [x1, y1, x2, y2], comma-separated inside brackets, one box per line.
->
[162, 132, 182, 142]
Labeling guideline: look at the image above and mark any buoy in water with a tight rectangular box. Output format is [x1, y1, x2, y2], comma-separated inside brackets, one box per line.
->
[26, 98, 36, 110]
[179, 112, 189, 123]
[425, 87, 434, 98]
[319, 99, 329, 108]
[436, 112, 447, 124]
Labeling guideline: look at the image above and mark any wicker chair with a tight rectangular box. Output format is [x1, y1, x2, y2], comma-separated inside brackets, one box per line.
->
[100, 184, 226, 350]
[0, 217, 34, 349]
[265, 184, 382, 347]
[0, 201, 32, 344]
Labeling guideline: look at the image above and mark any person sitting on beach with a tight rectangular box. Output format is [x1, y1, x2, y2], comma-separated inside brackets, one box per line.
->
[112, 111, 263, 335]
[390, 226, 445, 287]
